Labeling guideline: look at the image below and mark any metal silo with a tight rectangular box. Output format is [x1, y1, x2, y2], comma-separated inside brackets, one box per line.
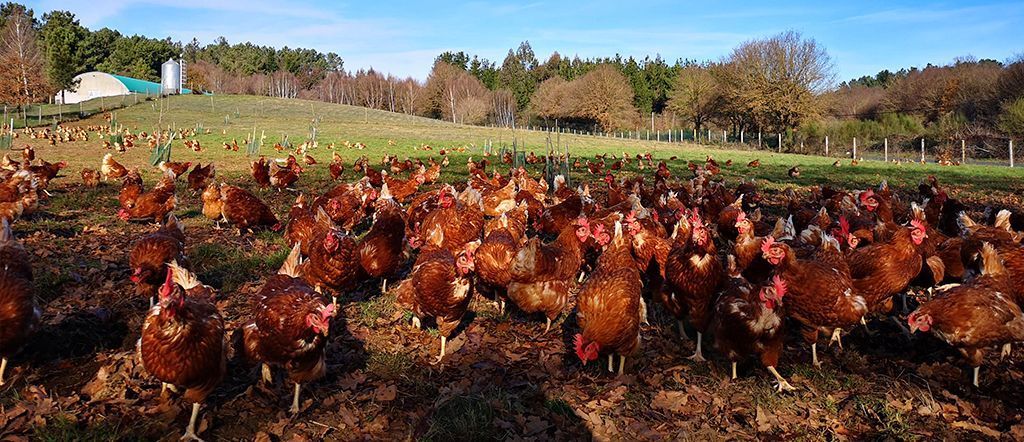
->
[161, 58, 181, 95]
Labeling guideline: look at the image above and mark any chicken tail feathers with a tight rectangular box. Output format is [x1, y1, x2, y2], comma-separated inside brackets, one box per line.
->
[279, 243, 303, 277]
[980, 242, 1007, 277]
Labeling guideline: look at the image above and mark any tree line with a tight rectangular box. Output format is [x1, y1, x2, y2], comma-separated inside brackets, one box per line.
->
[2, 1, 1023, 148]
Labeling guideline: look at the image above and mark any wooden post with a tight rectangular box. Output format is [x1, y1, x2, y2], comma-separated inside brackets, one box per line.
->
[657, 130, 660, 141]
[961, 139, 966, 164]
[825, 136, 829, 156]
[646, 130, 649, 140]
[884, 138, 888, 162]
[921, 138, 925, 163]
[777, 133, 782, 153]
[707, 128, 711, 142]
[1011, 140, 1015, 168]
[723, 130, 727, 143]
[758, 132, 762, 148]
[740, 130, 744, 144]
[853, 137, 857, 159]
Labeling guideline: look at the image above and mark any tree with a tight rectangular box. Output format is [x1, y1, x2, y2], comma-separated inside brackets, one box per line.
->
[574, 65, 638, 131]
[498, 42, 538, 111]
[999, 97, 1024, 138]
[667, 65, 723, 137]
[721, 31, 834, 132]
[0, 4, 47, 106]
[436, 51, 469, 70]
[40, 10, 86, 103]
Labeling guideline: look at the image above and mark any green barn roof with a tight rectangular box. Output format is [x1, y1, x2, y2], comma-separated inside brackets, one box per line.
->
[109, 74, 191, 95]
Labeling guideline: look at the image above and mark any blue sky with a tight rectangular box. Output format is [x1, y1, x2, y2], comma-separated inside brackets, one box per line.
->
[26, 0, 1024, 82]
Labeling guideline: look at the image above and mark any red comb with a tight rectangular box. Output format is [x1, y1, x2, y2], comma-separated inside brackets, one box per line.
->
[761, 236, 776, 254]
[736, 212, 747, 224]
[772, 275, 787, 295]
[911, 219, 926, 231]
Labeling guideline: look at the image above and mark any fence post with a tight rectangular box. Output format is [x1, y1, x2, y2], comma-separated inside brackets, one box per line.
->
[961, 139, 966, 164]
[1011, 140, 1015, 168]
[758, 132, 762, 148]
[657, 130, 660, 141]
[723, 130, 727, 144]
[884, 138, 888, 162]
[853, 137, 857, 159]
[708, 128, 711, 142]
[921, 138, 925, 163]
[825, 136, 829, 156]
[740, 130, 744, 144]
[777, 133, 782, 153]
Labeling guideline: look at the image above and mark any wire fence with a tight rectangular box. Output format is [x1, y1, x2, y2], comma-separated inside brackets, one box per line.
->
[514, 124, 1019, 168]
[1, 93, 157, 131]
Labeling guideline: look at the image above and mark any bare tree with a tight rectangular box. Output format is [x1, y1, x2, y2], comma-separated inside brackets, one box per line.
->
[667, 65, 724, 136]
[0, 5, 48, 106]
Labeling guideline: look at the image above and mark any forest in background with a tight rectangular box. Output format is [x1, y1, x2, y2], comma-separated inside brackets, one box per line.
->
[2, 2, 1024, 156]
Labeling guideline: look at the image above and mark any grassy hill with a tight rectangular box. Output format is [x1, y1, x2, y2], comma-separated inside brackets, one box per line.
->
[26, 93, 1023, 205]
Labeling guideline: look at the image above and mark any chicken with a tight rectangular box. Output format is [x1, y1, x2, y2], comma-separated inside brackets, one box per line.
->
[118, 168, 144, 210]
[761, 234, 866, 367]
[381, 171, 424, 202]
[662, 211, 723, 361]
[118, 172, 176, 223]
[81, 168, 100, 188]
[301, 210, 364, 304]
[284, 194, 317, 256]
[129, 215, 189, 302]
[243, 245, 336, 413]
[252, 157, 271, 188]
[575, 221, 643, 375]
[303, 154, 317, 165]
[535, 191, 583, 235]
[474, 213, 521, 312]
[266, 160, 297, 191]
[357, 184, 407, 289]
[847, 219, 929, 316]
[418, 185, 484, 255]
[218, 184, 281, 232]
[909, 243, 1023, 386]
[481, 178, 518, 217]
[200, 183, 225, 228]
[394, 226, 478, 362]
[186, 162, 215, 192]
[0, 219, 37, 386]
[26, 159, 67, 189]
[329, 154, 344, 181]
[314, 182, 374, 232]
[138, 264, 225, 441]
[710, 257, 793, 392]
[0, 171, 36, 222]
[159, 161, 191, 179]
[507, 218, 591, 332]
[101, 153, 128, 181]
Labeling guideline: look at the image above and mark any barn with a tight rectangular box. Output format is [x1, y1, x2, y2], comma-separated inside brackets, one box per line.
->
[53, 71, 191, 104]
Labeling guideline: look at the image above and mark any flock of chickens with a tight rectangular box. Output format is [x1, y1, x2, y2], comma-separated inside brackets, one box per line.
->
[2, 138, 1024, 440]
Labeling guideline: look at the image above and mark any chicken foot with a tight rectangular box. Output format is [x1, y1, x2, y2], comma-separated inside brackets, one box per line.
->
[767, 366, 796, 392]
[161, 382, 180, 395]
[290, 383, 302, 414]
[687, 332, 706, 362]
[181, 402, 203, 441]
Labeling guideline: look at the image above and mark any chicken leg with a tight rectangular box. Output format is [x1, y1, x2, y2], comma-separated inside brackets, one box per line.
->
[607, 354, 614, 372]
[0, 357, 7, 386]
[677, 320, 691, 340]
[828, 328, 843, 350]
[812, 343, 821, 367]
[381, 279, 388, 293]
[432, 336, 447, 364]
[1002, 343, 1012, 361]
[544, 318, 552, 334]
[181, 402, 203, 441]
[972, 366, 980, 387]
[411, 316, 421, 329]
[290, 383, 302, 414]
[731, 362, 738, 380]
[767, 366, 796, 392]
[618, 355, 625, 375]
[261, 364, 273, 384]
[687, 332, 706, 362]
[860, 316, 876, 336]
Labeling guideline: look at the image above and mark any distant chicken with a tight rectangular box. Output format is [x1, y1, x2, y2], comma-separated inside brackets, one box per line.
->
[118, 169, 144, 210]
[243, 245, 336, 413]
[186, 163, 215, 192]
[101, 153, 128, 181]
[129, 215, 189, 303]
[301, 210, 364, 304]
[575, 222, 643, 375]
[26, 159, 67, 189]
[304, 154, 317, 165]
[284, 194, 317, 256]
[138, 264, 225, 441]
[788, 166, 800, 178]
[381, 171, 424, 203]
[747, 159, 761, 168]
[394, 227, 479, 362]
[329, 153, 344, 181]
[0, 219, 37, 387]
[269, 161, 299, 190]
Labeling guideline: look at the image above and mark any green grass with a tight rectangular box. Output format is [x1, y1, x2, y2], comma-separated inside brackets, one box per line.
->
[190, 241, 290, 292]
[24, 94, 1021, 207]
[32, 414, 147, 442]
[422, 395, 506, 442]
